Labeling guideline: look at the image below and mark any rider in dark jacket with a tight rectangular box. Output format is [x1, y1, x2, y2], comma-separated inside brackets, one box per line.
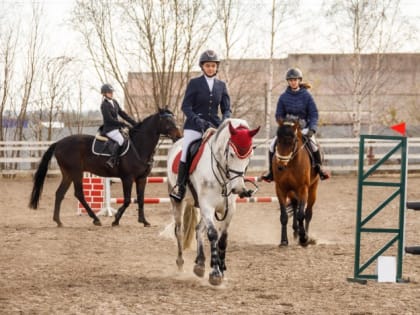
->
[170, 50, 231, 202]
[100, 83, 137, 168]
[261, 68, 330, 182]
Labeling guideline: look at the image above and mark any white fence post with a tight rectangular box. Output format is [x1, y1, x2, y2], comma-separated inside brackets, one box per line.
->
[97, 178, 117, 217]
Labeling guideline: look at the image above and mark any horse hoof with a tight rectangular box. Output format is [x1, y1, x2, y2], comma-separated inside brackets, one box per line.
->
[93, 220, 102, 226]
[193, 264, 205, 278]
[305, 237, 317, 245]
[140, 220, 151, 227]
[299, 237, 310, 247]
[209, 273, 223, 286]
[176, 257, 184, 270]
[111, 221, 119, 227]
[279, 241, 288, 247]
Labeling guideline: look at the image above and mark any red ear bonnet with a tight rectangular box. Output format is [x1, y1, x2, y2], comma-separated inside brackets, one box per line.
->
[228, 122, 260, 159]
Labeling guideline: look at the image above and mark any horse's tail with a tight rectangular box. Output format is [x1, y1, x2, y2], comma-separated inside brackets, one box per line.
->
[182, 202, 199, 250]
[29, 142, 57, 209]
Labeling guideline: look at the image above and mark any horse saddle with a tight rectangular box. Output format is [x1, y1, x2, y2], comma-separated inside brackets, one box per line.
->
[172, 129, 215, 174]
[92, 133, 130, 157]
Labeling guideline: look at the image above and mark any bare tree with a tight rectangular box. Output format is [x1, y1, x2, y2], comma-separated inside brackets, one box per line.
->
[325, 0, 413, 136]
[72, 0, 138, 115]
[0, 8, 18, 142]
[213, 0, 264, 124]
[61, 78, 88, 135]
[13, 3, 45, 141]
[72, 0, 215, 123]
[33, 56, 74, 141]
[265, 0, 299, 140]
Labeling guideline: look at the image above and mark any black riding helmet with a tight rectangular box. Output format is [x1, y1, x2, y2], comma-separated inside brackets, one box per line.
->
[199, 50, 220, 67]
[101, 83, 114, 94]
[285, 68, 303, 81]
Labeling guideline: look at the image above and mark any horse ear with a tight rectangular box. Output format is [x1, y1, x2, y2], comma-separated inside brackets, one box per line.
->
[248, 126, 260, 138]
[228, 121, 237, 135]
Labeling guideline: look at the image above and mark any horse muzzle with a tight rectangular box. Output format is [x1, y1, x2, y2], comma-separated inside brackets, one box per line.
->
[275, 150, 291, 167]
[241, 189, 254, 198]
[169, 128, 183, 142]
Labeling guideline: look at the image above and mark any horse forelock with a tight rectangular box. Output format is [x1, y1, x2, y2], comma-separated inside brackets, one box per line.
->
[277, 123, 297, 140]
[229, 127, 253, 159]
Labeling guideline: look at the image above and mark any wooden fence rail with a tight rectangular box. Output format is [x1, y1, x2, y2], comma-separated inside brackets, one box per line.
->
[1, 137, 420, 175]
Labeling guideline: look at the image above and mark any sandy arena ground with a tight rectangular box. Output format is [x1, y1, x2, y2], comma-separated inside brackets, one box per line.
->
[1, 173, 420, 314]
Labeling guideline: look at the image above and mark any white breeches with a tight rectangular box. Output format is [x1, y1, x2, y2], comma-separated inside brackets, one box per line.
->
[181, 129, 203, 162]
[106, 129, 124, 146]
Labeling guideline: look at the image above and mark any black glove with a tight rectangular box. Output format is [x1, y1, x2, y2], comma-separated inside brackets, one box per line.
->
[222, 113, 231, 122]
[195, 117, 211, 131]
[306, 129, 316, 137]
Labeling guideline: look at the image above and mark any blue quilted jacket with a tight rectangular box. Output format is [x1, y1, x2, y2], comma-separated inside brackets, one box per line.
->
[275, 86, 319, 132]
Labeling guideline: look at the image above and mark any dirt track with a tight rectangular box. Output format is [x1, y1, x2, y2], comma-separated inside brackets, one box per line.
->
[1, 174, 420, 314]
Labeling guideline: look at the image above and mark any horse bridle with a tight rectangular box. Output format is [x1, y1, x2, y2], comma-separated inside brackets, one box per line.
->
[210, 138, 253, 221]
[275, 122, 307, 165]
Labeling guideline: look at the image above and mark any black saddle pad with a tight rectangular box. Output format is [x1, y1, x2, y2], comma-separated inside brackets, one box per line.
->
[92, 138, 130, 157]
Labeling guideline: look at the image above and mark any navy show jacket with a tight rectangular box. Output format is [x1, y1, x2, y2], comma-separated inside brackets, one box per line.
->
[181, 75, 231, 132]
[101, 98, 137, 133]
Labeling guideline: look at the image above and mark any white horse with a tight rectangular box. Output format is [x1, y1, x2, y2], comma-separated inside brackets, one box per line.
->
[167, 118, 260, 285]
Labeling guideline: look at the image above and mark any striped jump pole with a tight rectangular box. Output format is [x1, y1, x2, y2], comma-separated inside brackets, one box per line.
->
[108, 176, 260, 183]
[110, 196, 278, 204]
[80, 175, 273, 216]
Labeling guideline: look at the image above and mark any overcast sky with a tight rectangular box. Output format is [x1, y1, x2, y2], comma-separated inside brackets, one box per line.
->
[13, 0, 420, 59]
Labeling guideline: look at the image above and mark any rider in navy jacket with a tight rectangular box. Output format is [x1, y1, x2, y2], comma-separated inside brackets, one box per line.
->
[261, 68, 330, 182]
[182, 75, 231, 132]
[170, 50, 231, 202]
[100, 83, 137, 168]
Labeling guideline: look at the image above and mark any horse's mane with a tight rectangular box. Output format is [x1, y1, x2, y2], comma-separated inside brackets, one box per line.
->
[129, 108, 174, 137]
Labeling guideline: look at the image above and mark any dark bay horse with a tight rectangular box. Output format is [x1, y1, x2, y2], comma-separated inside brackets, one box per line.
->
[29, 108, 181, 227]
[273, 118, 319, 246]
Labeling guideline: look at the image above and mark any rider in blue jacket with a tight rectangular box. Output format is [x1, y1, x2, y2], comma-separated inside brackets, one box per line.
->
[261, 68, 330, 182]
[170, 50, 231, 202]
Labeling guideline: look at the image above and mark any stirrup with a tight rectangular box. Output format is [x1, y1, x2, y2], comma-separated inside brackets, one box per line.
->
[106, 160, 115, 168]
[169, 186, 185, 202]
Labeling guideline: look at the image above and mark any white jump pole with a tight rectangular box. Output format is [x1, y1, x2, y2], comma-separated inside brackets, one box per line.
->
[97, 178, 117, 217]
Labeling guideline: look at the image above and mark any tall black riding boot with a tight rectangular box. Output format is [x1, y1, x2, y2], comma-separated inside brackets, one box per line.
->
[106, 141, 120, 168]
[313, 150, 330, 180]
[261, 151, 274, 182]
[170, 161, 189, 202]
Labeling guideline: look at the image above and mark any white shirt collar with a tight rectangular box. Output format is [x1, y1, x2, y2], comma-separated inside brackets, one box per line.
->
[204, 75, 214, 91]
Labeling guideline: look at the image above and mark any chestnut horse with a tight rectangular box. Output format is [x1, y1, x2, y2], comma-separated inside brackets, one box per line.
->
[273, 118, 319, 246]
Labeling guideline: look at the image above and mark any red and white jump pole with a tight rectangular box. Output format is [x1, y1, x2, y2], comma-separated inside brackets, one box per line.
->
[79, 175, 278, 216]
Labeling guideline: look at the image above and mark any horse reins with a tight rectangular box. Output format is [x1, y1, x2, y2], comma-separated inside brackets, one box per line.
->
[209, 139, 251, 221]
